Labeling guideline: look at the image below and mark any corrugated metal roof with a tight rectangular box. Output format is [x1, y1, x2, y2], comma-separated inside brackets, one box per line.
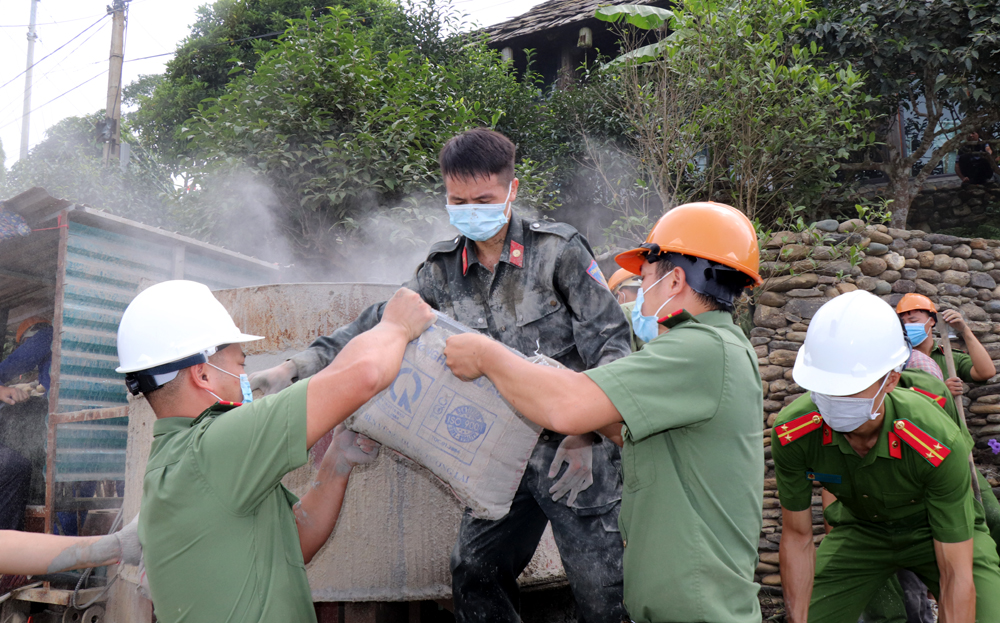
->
[485, 0, 668, 44]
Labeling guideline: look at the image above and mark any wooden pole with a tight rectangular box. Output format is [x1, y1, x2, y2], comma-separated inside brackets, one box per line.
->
[102, 0, 127, 166]
[936, 311, 983, 503]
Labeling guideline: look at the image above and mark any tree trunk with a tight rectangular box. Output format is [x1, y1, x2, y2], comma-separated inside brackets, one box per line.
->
[886, 164, 919, 230]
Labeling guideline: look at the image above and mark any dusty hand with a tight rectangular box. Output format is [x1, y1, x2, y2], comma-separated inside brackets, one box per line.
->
[116, 514, 143, 566]
[941, 309, 968, 334]
[945, 376, 964, 397]
[548, 434, 595, 507]
[327, 424, 380, 476]
[249, 361, 297, 397]
[0, 386, 29, 405]
[381, 288, 435, 342]
[444, 334, 495, 381]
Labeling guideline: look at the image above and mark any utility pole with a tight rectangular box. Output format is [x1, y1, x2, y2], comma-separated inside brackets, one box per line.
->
[19, 0, 39, 160]
[101, 0, 127, 166]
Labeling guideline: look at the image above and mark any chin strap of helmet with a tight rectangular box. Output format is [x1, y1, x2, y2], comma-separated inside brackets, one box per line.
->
[125, 351, 211, 396]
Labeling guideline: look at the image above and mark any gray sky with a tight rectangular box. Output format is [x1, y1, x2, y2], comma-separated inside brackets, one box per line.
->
[0, 0, 545, 169]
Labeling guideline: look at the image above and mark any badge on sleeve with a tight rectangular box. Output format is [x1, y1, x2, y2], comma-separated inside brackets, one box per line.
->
[586, 259, 609, 289]
[806, 471, 842, 484]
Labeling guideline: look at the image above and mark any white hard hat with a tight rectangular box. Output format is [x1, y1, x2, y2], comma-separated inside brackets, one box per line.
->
[116, 280, 262, 379]
[792, 290, 910, 396]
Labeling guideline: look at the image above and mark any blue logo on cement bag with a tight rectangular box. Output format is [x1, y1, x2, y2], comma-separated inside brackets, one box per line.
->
[446, 405, 488, 443]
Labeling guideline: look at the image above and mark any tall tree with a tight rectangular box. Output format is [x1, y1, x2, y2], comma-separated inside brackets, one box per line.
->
[810, 0, 1000, 229]
[127, 0, 407, 161]
[594, 0, 875, 242]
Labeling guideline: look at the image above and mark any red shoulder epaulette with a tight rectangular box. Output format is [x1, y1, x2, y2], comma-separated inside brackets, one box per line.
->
[659, 309, 694, 329]
[216, 401, 243, 407]
[893, 419, 951, 466]
[910, 387, 947, 409]
[776, 412, 824, 446]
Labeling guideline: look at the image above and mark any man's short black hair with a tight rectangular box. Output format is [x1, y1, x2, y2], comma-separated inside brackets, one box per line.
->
[653, 259, 726, 312]
[439, 128, 516, 183]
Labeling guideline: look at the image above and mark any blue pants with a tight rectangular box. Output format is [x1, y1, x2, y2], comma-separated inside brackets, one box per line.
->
[451, 434, 626, 623]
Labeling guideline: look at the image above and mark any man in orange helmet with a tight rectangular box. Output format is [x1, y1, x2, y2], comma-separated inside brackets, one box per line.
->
[0, 316, 52, 530]
[895, 294, 996, 396]
[440, 202, 765, 623]
[608, 268, 642, 304]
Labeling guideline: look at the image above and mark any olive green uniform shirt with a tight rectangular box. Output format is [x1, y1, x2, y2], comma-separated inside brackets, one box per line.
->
[773, 389, 976, 543]
[584, 310, 764, 623]
[930, 343, 975, 382]
[139, 380, 314, 623]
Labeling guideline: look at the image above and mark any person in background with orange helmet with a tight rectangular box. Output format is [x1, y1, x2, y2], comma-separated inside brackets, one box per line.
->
[440, 202, 765, 623]
[895, 294, 996, 396]
[0, 316, 52, 405]
[608, 268, 642, 304]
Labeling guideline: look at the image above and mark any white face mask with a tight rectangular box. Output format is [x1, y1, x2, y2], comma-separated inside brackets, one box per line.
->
[812, 374, 891, 433]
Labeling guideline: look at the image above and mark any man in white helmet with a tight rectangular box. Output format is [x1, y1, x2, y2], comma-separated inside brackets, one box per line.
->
[116, 280, 434, 623]
[772, 290, 1000, 623]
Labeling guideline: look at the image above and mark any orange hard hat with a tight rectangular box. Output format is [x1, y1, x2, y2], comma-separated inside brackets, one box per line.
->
[607, 268, 641, 293]
[16, 316, 50, 343]
[615, 202, 762, 285]
[895, 293, 937, 315]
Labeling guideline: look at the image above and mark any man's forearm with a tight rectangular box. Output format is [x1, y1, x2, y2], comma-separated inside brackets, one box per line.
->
[935, 539, 976, 623]
[963, 329, 996, 381]
[0, 532, 121, 575]
[305, 321, 411, 447]
[779, 529, 816, 622]
[290, 303, 384, 378]
[479, 341, 606, 433]
[294, 469, 351, 564]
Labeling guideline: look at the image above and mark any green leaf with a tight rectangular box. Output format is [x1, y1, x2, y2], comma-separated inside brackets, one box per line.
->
[595, 5, 674, 30]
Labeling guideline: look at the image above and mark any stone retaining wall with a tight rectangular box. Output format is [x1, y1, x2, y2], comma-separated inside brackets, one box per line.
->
[750, 218, 1000, 600]
[907, 181, 1000, 233]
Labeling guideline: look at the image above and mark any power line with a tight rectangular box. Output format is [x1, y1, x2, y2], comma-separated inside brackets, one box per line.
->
[0, 13, 106, 28]
[0, 14, 109, 92]
[0, 21, 109, 123]
[0, 68, 108, 132]
[121, 30, 286, 64]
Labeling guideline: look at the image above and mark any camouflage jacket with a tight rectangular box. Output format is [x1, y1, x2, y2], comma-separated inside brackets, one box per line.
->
[289, 212, 631, 378]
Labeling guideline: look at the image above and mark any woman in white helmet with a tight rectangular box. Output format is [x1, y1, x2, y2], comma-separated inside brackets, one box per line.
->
[772, 290, 1000, 623]
[117, 280, 434, 623]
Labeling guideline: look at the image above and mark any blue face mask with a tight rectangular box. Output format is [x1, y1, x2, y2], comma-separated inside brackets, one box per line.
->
[631, 271, 675, 344]
[447, 182, 513, 242]
[904, 322, 930, 347]
[208, 363, 253, 403]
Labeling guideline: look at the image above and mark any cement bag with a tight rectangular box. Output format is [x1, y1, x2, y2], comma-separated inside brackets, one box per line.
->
[346, 312, 544, 519]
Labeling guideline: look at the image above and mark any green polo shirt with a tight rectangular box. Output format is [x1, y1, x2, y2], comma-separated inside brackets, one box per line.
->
[139, 380, 314, 623]
[773, 389, 976, 543]
[930, 343, 975, 382]
[584, 310, 764, 623]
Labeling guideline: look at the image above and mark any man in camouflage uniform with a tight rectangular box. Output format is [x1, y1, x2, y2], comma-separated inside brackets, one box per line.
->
[251, 128, 630, 623]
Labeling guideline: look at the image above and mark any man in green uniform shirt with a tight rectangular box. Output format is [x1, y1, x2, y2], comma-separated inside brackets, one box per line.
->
[115, 280, 434, 623]
[438, 202, 766, 623]
[773, 290, 1000, 623]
